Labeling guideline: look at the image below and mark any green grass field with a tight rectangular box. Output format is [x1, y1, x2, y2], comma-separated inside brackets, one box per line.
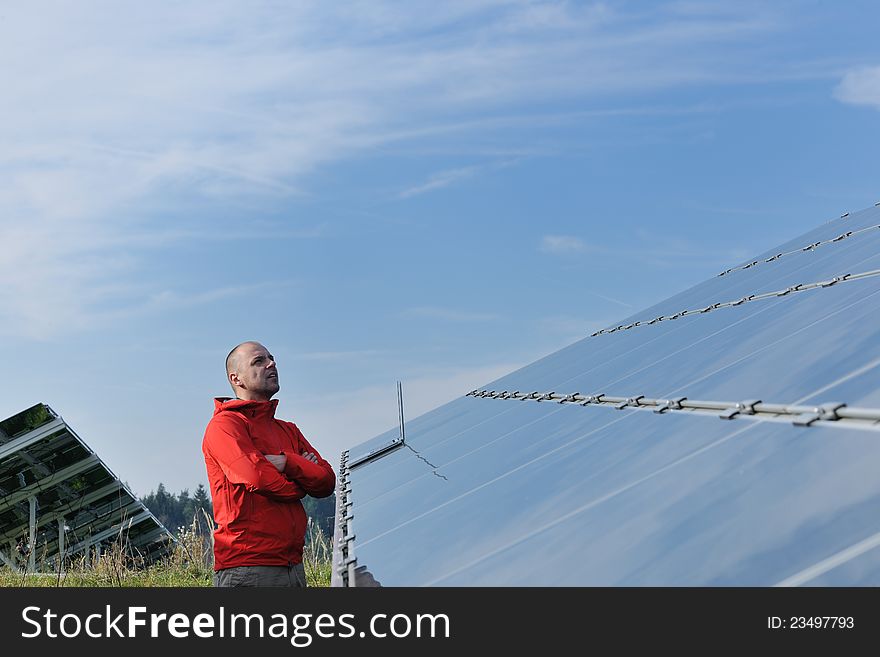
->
[0, 517, 333, 587]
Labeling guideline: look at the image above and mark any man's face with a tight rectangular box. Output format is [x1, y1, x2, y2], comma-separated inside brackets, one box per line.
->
[230, 343, 280, 400]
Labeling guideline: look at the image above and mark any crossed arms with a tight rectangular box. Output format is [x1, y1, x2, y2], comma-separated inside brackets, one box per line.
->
[203, 416, 336, 502]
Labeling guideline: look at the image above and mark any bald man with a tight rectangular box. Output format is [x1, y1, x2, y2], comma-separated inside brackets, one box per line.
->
[202, 341, 336, 587]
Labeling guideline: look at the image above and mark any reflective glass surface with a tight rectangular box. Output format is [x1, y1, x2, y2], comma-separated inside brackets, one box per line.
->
[342, 208, 880, 586]
[354, 413, 880, 585]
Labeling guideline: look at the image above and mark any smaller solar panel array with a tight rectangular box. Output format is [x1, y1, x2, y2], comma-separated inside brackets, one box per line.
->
[0, 403, 173, 572]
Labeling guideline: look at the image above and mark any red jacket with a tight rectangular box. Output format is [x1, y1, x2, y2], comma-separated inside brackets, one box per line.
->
[202, 397, 336, 570]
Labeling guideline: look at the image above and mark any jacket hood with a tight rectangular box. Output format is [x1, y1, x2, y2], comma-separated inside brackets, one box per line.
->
[213, 397, 279, 419]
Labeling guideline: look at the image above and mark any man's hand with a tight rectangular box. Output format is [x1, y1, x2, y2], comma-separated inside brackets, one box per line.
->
[264, 453, 287, 472]
[301, 451, 319, 464]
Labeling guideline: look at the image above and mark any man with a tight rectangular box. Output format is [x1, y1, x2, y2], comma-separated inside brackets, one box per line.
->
[202, 341, 336, 587]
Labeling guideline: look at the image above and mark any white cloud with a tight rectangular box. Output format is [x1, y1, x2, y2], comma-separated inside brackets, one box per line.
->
[834, 66, 880, 109]
[540, 235, 587, 254]
[0, 1, 787, 338]
[398, 166, 480, 198]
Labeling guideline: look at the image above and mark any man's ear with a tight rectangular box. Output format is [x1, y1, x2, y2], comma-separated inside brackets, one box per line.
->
[229, 372, 241, 388]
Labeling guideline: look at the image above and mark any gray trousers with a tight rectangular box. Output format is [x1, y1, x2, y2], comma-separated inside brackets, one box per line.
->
[213, 563, 308, 587]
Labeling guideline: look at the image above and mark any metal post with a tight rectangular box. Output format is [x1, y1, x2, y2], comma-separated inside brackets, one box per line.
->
[28, 496, 36, 572]
[397, 381, 406, 444]
[58, 517, 65, 571]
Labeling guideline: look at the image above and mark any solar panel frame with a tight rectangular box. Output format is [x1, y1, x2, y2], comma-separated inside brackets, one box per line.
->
[0, 403, 174, 572]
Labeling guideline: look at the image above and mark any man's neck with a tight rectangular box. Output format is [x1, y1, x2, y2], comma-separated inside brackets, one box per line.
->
[235, 393, 274, 402]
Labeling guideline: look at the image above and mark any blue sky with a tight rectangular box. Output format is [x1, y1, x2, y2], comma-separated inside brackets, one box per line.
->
[2, 1, 879, 497]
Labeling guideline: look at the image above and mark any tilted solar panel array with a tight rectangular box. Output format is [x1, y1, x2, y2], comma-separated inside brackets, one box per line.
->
[333, 203, 880, 586]
[0, 404, 173, 571]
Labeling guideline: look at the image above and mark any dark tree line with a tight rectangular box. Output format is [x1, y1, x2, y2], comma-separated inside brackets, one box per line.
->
[140, 483, 335, 539]
[140, 483, 213, 535]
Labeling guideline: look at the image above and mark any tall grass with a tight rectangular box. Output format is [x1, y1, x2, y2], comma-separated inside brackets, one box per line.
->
[0, 511, 333, 587]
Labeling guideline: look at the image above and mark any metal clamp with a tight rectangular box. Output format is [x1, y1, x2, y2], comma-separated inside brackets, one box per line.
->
[819, 273, 853, 287]
[581, 394, 605, 406]
[793, 403, 846, 427]
[776, 285, 803, 297]
[654, 397, 687, 414]
[615, 396, 644, 410]
[559, 393, 580, 404]
[720, 399, 762, 420]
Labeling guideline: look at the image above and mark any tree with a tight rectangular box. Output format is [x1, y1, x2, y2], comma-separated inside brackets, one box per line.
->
[302, 493, 335, 539]
[192, 484, 211, 513]
[141, 484, 332, 540]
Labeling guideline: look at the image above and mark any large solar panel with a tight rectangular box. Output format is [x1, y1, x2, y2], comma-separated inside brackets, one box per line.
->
[333, 203, 880, 586]
[0, 403, 173, 572]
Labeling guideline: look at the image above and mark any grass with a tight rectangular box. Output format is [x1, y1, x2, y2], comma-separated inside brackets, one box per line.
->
[0, 512, 333, 587]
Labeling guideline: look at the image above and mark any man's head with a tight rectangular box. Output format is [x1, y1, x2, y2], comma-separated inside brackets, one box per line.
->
[226, 341, 280, 401]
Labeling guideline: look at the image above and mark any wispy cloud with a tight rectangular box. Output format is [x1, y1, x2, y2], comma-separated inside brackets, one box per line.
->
[0, 2, 798, 338]
[0, 277, 295, 340]
[540, 235, 587, 254]
[834, 66, 880, 109]
[398, 158, 520, 198]
[130, 282, 296, 316]
[402, 306, 501, 322]
[398, 166, 481, 198]
[541, 229, 752, 270]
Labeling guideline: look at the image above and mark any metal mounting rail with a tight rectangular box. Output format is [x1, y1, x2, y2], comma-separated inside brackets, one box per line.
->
[591, 266, 880, 337]
[334, 449, 358, 586]
[466, 389, 880, 431]
[717, 222, 880, 277]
